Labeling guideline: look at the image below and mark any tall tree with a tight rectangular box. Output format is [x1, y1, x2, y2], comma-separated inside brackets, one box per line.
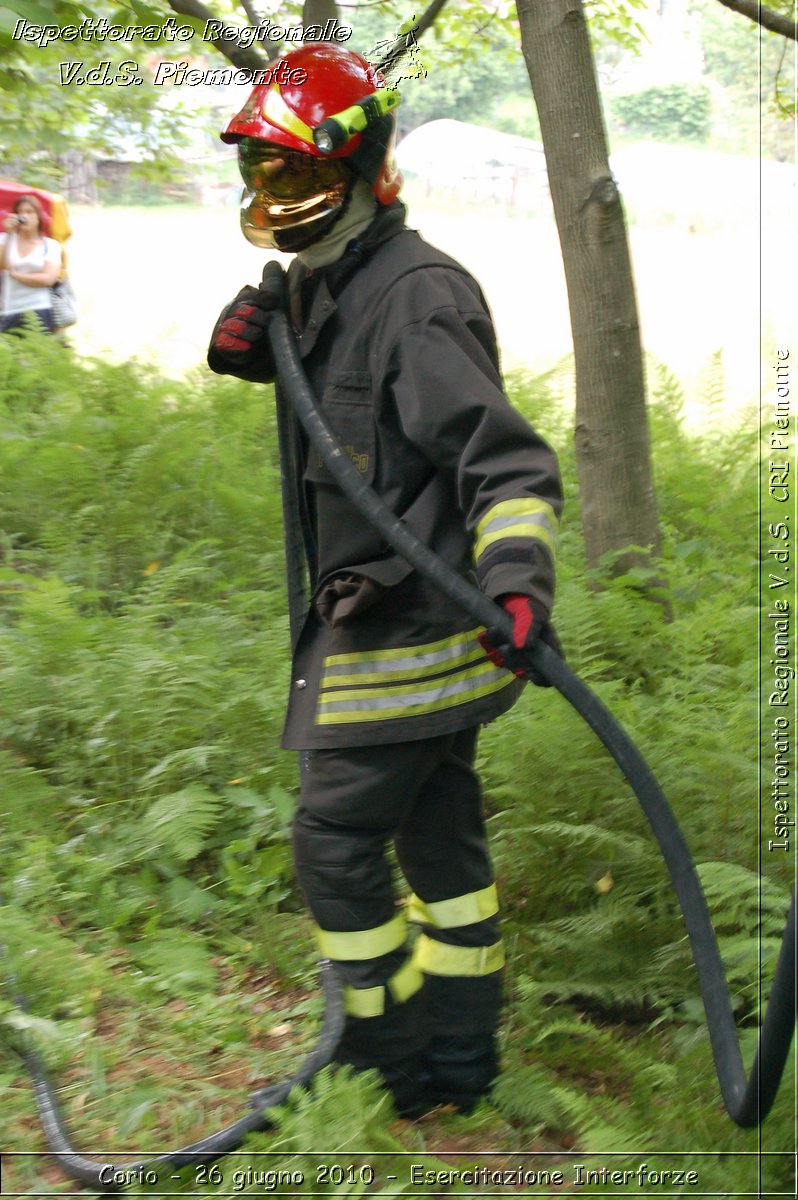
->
[516, 0, 662, 578]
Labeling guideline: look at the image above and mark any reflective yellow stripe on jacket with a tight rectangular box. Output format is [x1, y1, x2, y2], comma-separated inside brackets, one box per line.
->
[474, 498, 559, 566]
[316, 628, 515, 726]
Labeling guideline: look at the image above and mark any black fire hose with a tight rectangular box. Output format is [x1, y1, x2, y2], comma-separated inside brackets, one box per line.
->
[263, 261, 795, 1129]
[2, 954, 344, 1193]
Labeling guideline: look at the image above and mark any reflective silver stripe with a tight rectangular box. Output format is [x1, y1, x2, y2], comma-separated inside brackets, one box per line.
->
[324, 627, 487, 667]
[322, 642, 486, 686]
[323, 627, 484, 670]
[474, 498, 558, 563]
[407, 884, 499, 929]
[316, 662, 513, 724]
[320, 659, 505, 707]
[481, 511, 557, 542]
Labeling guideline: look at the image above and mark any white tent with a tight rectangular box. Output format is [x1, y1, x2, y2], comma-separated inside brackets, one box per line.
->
[396, 119, 548, 206]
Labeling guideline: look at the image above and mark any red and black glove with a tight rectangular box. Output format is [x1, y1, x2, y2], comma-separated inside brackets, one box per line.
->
[478, 594, 562, 686]
[209, 263, 285, 367]
[211, 292, 270, 359]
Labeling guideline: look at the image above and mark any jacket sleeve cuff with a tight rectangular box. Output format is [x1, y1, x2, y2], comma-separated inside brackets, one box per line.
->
[477, 554, 555, 615]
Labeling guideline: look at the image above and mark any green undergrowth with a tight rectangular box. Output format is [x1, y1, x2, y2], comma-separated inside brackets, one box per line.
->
[0, 330, 793, 1196]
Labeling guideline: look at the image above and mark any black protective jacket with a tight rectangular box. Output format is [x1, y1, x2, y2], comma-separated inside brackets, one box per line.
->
[209, 203, 563, 748]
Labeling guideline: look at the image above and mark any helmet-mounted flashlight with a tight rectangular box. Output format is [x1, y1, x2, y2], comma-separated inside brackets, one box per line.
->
[313, 87, 401, 155]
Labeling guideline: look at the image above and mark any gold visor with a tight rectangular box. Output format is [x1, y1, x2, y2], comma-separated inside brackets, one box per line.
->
[237, 142, 351, 247]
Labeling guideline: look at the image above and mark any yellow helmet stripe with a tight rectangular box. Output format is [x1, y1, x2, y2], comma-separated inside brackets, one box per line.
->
[262, 85, 315, 146]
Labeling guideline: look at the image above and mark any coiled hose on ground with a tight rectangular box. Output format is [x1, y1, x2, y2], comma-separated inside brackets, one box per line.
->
[2, 957, 344, 1193]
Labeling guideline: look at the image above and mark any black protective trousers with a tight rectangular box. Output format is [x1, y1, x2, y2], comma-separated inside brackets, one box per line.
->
[292, 727, 504, 1112]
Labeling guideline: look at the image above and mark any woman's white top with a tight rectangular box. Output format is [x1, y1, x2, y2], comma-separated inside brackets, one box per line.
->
[0, 233, 62, 315]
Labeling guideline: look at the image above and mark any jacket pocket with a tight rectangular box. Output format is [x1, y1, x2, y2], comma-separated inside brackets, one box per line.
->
[304, 371, 376, 485]
[314, 572, 384, 628]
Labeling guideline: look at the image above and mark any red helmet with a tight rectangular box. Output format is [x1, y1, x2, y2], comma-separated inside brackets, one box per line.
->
[222, 45, 401, 251]
[222, 44, 401, 204]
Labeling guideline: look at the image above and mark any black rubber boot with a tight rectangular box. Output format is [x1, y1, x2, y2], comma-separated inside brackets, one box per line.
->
[422, 1032, 499, 1112]
[420, 973, 502, 1112]
[378, 1054, 433, 1118]
[332, 990, 431, 1117]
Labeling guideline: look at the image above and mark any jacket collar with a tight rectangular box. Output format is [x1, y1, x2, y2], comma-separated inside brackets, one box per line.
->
[324, 200, 407, 295]
[290, 202, 407, 356]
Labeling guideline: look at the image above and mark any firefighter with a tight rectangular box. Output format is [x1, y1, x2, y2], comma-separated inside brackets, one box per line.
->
[208, 43, 563, 1116]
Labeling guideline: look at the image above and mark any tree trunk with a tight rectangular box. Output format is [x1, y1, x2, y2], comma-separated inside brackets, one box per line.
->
[516, 0, 662, 578]
[59, 153, 98, 205]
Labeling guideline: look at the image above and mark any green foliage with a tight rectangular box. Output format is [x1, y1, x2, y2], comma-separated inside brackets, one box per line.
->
[269, 1066, 401, 1153]
[131, 928, 218, 996]
[612, 83, 712, 143]
[0, 0, 255, 188]
[584, 0, 650, 53]
[349, 5, 537, 138]
[0, 332, 792, 1195]
[0, 33, 198, 190]
[348, 0, 650, 140]
[694, 0, 796, 158]
[692, 862, 791, 1014]
[0, 333, 295, 953]
[140, 786, 225, 864]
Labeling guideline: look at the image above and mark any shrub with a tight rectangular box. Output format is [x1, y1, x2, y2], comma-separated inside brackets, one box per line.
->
[612, 83, 712, 142]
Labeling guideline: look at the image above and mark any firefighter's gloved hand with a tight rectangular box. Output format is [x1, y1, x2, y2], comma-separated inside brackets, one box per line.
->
[478, 594, 562, 686]
[209, 263, 284, 364]
[210, 290, 274, 361]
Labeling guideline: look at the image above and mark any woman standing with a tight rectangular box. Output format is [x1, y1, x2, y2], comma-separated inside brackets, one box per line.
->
[0, 194, 62, 333]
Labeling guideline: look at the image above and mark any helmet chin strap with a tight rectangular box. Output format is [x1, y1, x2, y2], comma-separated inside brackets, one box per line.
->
[295, 177, 378, 268]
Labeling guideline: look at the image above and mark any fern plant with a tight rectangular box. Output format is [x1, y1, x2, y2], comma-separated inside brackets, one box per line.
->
[0, 337, 792, 1198]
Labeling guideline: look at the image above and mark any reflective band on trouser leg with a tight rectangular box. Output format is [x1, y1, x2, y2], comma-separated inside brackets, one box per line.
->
[406, 883, 499, 930]
[344, 958, 424, 1018]
[314, 912, 407, 962]
[413, 933, 505, 977]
